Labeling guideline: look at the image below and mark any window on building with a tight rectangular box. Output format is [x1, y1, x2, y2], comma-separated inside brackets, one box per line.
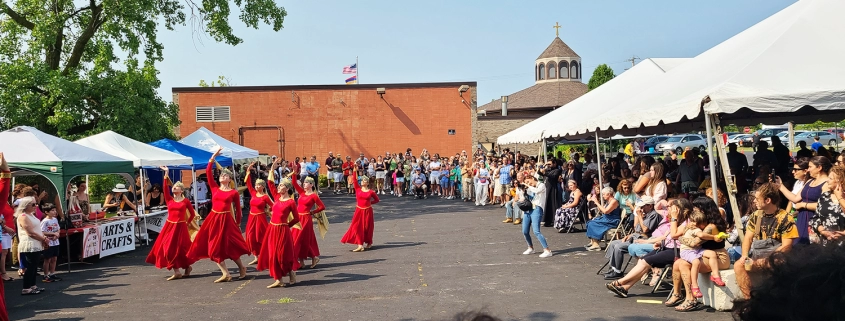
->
[560, 61, 569, 79]
[195, 106, 231, 122]
[538, 63, 545, 80]
[548, 61, 557, 79]
[571, 61, 579, 79]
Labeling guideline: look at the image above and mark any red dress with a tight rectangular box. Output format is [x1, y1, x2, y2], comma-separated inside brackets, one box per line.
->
[187, 162, 250, 263]
[245, 173, 274, 257]
[0, 172, 11, 321]
[341, 172, 380, 245]
[145, 177, 197, 270]
[256, 196, 300, 279]
[291, 179, 325, 259]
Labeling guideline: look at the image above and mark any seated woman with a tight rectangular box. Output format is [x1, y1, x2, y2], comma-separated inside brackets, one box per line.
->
[554, 180, 582, 232]
[584, 187, 621, 251]
[605, 198, 691, 298]
[145, 184, 165, 208]
[666, 197, 731, 311]
[812, 165, 845, 246]
[103, 184, 136, 214]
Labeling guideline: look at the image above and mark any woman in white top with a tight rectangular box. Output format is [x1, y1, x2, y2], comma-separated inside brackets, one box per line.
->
[15, 197, 48, 295]
[786, 158, 810, 212]
[644, 163, 668, 204]
[474, 163, 491, 206]
[521, 174, 553, 258]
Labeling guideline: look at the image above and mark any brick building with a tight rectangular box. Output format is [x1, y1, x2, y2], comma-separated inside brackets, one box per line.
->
[172, 82, 478, 161]
[477, 36, 588, 155]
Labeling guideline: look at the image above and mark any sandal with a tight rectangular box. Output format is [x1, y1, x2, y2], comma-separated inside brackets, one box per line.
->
[664, 294, 683, 307]
[21, 288, 41, 295]
[675, 300, 702, 312]
[710, 276, 726, 287]
[691, 287, 703, 298]
[649, 272, 662, 287]
[605, 281, 628, 298]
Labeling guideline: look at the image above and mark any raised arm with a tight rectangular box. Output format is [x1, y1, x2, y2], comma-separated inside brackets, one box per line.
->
[291, 173, 306, 195]
[245, 172, 257, 197]
[353, 170, 361, 191]
[160, 167, 173, 204]
[206, 159, 218, 191]
[267, 159, 281, 201]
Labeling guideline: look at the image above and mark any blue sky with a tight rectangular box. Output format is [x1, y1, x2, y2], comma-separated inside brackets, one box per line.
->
[157, 0, 797, 105]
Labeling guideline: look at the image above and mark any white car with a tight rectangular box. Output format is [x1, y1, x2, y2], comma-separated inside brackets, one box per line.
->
[727, 134, 751, 145]
[787, 131, 839, 148]
[656, 134, 707, 155]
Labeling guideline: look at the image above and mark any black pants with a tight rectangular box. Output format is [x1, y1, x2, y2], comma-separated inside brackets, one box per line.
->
[308, 174, 319, 190]
[22, 251, 41, 289]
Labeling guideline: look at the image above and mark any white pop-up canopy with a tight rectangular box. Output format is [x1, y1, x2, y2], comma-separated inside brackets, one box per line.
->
[180, 127, 259, 160]
[75, 131, 193, 168]
[553, 0, 845, 139]
[497, 58, 690, 145]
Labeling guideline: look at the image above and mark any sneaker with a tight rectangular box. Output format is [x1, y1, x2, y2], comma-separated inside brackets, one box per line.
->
[423, 195, 427, 199]
[502, 218, 513, 223]
[539, 251, 553, 258]
[513, 219, 522, 225]
[522, 248, 535, 255]
[42, 276, 53, 283]
[49, 274, 62, 281]
[586, 244, 602, 251]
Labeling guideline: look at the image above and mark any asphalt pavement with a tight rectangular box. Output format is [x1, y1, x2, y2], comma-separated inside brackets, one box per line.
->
[6, 193, 735, 321]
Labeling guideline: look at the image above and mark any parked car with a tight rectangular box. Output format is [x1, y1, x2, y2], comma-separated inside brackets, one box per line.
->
[761, 131, 805, 145]
[787, 131, 839, 148]
[728, 134, 751, 146]
[656, 134, 707, 155]
[643, 136, 669, 152]
[754, 127, 789, 139]
[826, 128, 845, 140]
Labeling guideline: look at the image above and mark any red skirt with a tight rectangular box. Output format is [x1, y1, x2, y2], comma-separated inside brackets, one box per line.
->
[291, 213, 320, 259]
[146, 221, 197, 270]
[256, 223, 299, 279]
[340, 206, 374, 245]
[245, 213, 269, 256]
[0, 275, 7, 321]
[188, 211, 249, 263]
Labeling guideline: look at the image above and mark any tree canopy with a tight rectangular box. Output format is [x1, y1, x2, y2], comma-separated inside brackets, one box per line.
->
[587, 64, 615, 91]
[0, 0, 286, 142]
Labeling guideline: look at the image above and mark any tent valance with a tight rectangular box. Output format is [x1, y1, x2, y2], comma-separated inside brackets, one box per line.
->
[149, 138, 233, 168]
[180, 127, 259, 160]
[75, 131, 192, 168]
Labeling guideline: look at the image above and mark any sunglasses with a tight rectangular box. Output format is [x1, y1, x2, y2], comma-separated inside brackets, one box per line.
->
[792, 167, 804, 171]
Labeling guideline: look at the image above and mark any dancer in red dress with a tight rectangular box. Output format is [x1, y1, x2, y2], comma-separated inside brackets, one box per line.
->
[0, 154, 12, 320]
[187, 147, 249, 283]
[257, 176, 300, 288]
[145, 166, 197, 280]
[290, 168, 325, 268]
[244, 162, 274, 266]
[341, 170, 380, 252]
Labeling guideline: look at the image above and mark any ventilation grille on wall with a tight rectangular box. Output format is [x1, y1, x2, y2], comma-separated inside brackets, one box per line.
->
[196, 106, 231, 122]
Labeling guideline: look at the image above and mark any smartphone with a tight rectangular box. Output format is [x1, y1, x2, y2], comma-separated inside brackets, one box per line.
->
[770, 168, 776, 182]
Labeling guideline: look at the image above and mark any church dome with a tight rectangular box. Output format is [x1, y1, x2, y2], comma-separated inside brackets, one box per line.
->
[537, 37, 580, 60]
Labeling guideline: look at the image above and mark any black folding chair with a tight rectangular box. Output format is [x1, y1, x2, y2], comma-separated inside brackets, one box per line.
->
[566, 196, 589, 233]
[596, 254, 635, 275]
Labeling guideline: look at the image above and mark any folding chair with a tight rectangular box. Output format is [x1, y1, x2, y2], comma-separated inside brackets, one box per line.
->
[650, 266, 673, 293]
[596, 254, 635, 275]
[566, 197, 589, 233]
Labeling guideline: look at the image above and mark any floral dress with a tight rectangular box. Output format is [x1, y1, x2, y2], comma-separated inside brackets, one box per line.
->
[554, 192, 580, 231]
[812, 191, 845, 246]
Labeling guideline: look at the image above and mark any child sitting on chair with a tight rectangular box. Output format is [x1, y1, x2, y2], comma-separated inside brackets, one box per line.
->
[680, 209, 725, 299]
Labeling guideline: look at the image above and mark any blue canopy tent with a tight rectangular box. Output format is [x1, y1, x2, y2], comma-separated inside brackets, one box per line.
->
[148, 139, 233, 168]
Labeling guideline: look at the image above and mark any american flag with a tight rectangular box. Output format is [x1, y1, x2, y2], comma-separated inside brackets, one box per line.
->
[342, 63, 357, 74]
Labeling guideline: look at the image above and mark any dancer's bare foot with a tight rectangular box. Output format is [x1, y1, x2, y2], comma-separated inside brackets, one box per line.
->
[352, 246, 364, 252]
[288, 271, 297, 285]
[248, 257, 258, 265]
[299, 259, 305, 268]
[365, 243, 373, 249]
[310, 257, 320, 269]
[166, 274, 182, 281]
[183, 266, 192, 277]
[237, 266, 247, 280]
[266, 280, 284, 288]
[214, 275, 232, 283]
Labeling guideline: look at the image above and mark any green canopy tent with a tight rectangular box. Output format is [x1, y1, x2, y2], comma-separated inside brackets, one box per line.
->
[0, 126, 134, 213]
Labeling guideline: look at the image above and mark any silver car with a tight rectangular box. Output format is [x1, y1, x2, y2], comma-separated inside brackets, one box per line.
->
[656, 134, 707, 155]
[787, 131, 839, 148]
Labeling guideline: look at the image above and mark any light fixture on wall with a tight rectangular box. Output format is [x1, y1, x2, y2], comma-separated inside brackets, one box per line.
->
[291, 90, 296, 103]
[458, 85, 469, 97]
[376, 87, 386, 99]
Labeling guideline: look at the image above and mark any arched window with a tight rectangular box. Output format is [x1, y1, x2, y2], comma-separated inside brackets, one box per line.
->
[538, 63, 545, 80]
[547, 61, 556, 79]
[560, 61, 569, 79]
[570, 61, 579, 79]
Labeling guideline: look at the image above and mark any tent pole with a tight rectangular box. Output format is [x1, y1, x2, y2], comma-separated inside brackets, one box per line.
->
[192, 167, 199, 216]
[596, 132, 604, 206]
[704, 113, 718, 202]
[542, 138, 547, 163]
[140, 169, 149, 245]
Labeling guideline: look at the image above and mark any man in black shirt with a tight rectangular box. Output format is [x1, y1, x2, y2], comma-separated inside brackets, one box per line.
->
[795, 141, 814, 159]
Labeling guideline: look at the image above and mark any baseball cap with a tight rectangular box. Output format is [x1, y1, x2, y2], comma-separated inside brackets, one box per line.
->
[636, 196, 655, 207]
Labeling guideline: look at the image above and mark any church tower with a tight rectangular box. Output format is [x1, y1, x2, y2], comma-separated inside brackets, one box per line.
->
[536, 24, 581, 83]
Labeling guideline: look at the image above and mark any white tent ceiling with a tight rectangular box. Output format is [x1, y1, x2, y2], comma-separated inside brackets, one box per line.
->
[75, 131, 193, 168]
[180, 127, 259, 160]
[497, 58, 691, 144]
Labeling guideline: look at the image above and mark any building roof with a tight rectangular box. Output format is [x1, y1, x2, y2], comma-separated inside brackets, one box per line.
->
[172, 81, 477, 93]
[537, 37, 580, 60]
[478, 81, 587, 111]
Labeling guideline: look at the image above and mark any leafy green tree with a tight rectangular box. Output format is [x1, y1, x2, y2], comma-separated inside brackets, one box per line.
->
[199, 75, 234, 87]
[587, 64, 615, 91]
[0, 0, 286, 142]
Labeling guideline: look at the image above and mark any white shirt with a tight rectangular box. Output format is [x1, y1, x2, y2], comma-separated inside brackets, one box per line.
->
[527, 182, 547, 209]
[299, 162, 307, 175]
[40, 217, 61, 247]
[791, 180, 805, 207]
[429, 161, 441, 175]
[194, 180, 208, 202]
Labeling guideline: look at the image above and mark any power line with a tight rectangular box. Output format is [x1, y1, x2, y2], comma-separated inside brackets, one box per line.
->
[623, 55, 641, 70]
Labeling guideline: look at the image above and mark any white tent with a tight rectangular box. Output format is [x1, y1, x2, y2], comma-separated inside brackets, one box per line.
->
[497, 58, 690, 144]
[180, 127, 259, 160]
[553, 0, 845, 139]
[75, 131, 193, 168]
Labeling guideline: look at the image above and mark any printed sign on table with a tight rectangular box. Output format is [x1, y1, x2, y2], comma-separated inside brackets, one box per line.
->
[82, 226, 100, 259]
[142, 212, 167, 233]
[98, 218, 135, 258]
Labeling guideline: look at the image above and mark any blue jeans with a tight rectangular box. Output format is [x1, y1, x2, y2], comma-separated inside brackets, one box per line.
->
[628, 243, 655, 258]
[522, 206, 548, 249]
[505, 202, 523, 220]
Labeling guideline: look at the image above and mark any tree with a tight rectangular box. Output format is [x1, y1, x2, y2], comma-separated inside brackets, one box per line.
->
[199, 75, 234, 87]
[587, 64, 615, 91]
[0, 0, 286, 142]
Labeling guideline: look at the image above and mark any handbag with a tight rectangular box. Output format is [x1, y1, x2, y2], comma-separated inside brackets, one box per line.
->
[749, 210, 784, 259]
[516, 189, 533, 212]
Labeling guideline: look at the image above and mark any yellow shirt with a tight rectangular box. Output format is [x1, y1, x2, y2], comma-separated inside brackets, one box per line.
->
[746, 209, 799, 242]
[624, 143, 634, 157]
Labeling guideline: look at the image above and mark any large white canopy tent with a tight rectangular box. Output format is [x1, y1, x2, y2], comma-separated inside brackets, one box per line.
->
[497, 58, 691, 145]
[75, 131, 192, 168]
[180, 127, 259, 161]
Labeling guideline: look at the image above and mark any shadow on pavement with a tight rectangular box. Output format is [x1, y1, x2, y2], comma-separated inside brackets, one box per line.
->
[296, 272, 382, 286]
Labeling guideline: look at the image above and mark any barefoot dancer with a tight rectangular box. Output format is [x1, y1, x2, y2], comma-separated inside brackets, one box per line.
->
[341, 169, 380, 252]
[258, 177, 300, 288]
[187, 147, 249, 283]
[291, 170, 325, 268]
[145, 166, 197, 280]
[244, 162, 274, 266]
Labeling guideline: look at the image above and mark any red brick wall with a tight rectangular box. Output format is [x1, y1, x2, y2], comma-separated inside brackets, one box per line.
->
[175, 84, 475, 162]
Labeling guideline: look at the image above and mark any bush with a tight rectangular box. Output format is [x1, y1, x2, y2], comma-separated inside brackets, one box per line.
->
[318, 174, 328, 188]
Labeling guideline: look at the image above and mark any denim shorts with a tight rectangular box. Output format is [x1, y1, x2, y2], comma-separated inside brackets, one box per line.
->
[628, 243, 655, 258]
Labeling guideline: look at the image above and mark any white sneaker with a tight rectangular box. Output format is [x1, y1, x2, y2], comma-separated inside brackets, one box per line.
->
[522, 248, 535, 255]
[539, 251, 553, 258]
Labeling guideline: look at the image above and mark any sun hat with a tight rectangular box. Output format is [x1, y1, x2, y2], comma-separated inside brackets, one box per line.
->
[112, 184, 129, 193]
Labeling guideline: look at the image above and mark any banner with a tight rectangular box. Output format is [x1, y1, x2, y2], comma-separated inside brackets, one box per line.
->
[99, 218, 135, 258]
[82, 226, 100, 259]
[142, 212, 167, 233]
